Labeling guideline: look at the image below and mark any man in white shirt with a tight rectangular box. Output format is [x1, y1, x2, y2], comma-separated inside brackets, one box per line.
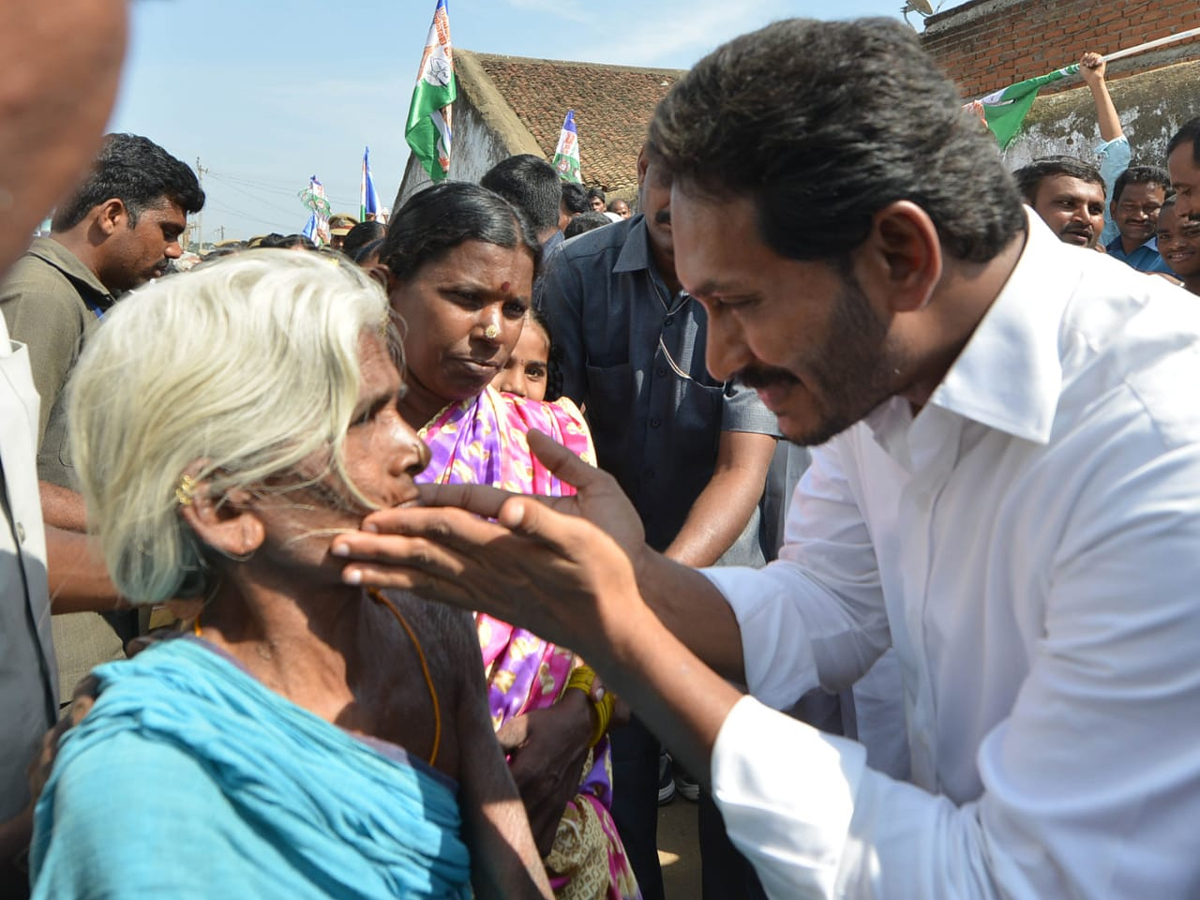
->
[334, 17, 1200, 899]
[0, 0, 128, 889]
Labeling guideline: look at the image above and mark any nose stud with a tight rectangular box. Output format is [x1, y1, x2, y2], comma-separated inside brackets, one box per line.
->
[484, 323, 500, 340]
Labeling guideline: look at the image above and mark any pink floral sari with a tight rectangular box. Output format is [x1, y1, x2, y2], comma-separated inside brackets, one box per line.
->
[418, 386, 641, 900]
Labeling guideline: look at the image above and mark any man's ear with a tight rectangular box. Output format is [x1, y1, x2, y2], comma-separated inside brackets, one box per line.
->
[635, 147, 649, 189]
[860, 200, 943, 314]
[94, 198, 127, 237]
[178, 473, 265, 562]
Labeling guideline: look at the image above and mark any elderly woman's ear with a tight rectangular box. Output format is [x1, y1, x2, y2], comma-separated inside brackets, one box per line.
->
[177, 476, 265, 562]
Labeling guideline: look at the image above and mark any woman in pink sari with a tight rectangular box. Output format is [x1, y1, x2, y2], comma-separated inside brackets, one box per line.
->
[379, 182, 640, 900]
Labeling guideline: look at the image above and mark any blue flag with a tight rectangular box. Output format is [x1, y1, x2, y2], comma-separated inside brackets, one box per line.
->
[361, 146, 381, 221]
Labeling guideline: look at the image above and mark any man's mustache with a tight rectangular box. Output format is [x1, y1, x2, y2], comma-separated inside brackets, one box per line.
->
[736, 365, 800, 390]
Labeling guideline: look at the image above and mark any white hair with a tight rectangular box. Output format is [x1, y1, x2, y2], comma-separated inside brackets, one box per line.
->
[68, 250, 394, 604]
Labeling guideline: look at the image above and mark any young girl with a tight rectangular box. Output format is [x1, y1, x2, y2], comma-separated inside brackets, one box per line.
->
[491, 308, 556, 401]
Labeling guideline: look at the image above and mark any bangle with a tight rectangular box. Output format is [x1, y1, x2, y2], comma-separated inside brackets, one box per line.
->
[565, 666, 616, 748]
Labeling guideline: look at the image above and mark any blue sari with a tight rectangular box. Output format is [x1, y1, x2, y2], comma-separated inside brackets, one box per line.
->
[31, 637, 471, 899]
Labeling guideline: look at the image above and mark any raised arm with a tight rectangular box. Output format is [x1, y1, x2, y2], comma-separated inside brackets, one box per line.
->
[1079, 52, 1122, 142]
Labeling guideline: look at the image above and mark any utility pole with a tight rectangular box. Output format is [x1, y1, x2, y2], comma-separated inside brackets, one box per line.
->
[195, 157, 208, 251]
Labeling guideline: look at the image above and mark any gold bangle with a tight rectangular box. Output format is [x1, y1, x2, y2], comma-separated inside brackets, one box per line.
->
[566, 666, 615, 748]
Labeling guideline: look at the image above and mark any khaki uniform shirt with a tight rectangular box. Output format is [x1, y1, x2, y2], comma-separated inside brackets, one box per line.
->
[0, 238, 122, 705]
[0, 237, 113, 488]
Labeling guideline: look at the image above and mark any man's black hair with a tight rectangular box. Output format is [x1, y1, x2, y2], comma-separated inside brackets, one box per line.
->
[259, 233, 316, 250]
[51, 133, 204, 232]
[1012, 156, 1104, 206]
[561, 182, 588, 215]
[342, 220, 387, 260]
[480, 154, 561, 234]
[1112, 165, 1173, 205]
[648, 18, 1025, 265]
[1167, 117, 1200, 165]
[564, 211, 611, 239]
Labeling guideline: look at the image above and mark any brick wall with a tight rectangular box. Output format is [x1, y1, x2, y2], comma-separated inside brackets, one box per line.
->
[922, 0, 1200, 99]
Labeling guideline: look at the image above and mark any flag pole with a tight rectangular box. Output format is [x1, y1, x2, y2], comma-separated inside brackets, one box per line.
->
[1102, 25, 1200, 64]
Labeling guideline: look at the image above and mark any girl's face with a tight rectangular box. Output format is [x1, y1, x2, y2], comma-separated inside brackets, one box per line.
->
[491, 319, 550, 401]
[388, 239, 534, 424]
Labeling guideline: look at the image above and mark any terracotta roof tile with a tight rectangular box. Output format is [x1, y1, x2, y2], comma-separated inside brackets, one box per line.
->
[459, 50, 685, 195]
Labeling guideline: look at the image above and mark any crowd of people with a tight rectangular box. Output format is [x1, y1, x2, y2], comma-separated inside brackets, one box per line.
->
[2, 4, 1200, 900]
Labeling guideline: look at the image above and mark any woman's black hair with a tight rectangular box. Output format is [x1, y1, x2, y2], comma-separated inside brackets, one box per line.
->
[525, 306, 562, 402]
[381, 181, 542, 283]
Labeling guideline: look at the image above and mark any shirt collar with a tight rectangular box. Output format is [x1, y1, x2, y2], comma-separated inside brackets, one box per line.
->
[925, 209, 1076, 445]
[27, 236, 114, 304]
[613, 215, 654, 274]
[1106, 234, 1159, 257]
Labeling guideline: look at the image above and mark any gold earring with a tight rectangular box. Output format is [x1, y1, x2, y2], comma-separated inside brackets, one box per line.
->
[175, 474, 197, 507]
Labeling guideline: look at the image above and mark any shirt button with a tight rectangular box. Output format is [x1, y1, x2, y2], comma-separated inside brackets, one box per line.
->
[645, 468, 656, 479]
[16, 522, 26, 544]
[650, 416, 661, 428]
[663, 315, 674, 326]
[655, 365, 667, 377]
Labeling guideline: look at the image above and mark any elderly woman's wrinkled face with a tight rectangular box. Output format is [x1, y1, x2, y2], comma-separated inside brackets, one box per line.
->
[255, 333, 429, 568]
[389, 239, 534, 417]
[339, 333, 430, 507]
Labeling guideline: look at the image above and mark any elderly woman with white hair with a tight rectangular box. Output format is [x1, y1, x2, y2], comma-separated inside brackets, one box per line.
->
[29, 251, 553, 900]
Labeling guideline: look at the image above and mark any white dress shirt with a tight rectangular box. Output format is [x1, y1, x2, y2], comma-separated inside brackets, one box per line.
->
[0, 313, 57, 820]
[702, 212, 1200, 899]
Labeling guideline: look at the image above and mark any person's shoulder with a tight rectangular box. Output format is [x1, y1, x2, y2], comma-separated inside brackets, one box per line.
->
[57, 726, 205, 790]
[34, 727, 231, 895]
[557, 216, 635, 265]
[0, 245, 86, 311]
[0, 245, 67, 295]
[1060, 259, 1200, 448]
[390, 593, 477, 666]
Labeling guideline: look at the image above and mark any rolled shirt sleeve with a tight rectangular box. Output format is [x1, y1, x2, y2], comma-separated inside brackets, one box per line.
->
[722, 379, 781, 435]
[1096, 135, 1131, 246]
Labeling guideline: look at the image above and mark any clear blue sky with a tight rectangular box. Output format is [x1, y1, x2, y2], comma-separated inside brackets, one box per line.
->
[110, 0, 967, 242]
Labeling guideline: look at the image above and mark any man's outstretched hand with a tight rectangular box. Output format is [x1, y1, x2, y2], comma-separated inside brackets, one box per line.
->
[330, 430, 648, 655]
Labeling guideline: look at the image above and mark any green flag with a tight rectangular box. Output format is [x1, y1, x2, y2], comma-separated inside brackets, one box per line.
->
[965, 64, 1078, 150]
[406, 0, 456, 182]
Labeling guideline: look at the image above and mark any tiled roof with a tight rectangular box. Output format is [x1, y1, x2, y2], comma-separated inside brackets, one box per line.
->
[456, 49, 685, 196]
